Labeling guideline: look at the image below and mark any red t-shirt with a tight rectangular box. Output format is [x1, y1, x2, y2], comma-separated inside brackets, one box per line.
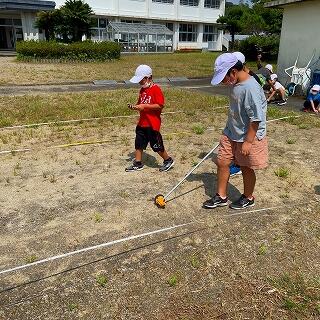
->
[137, 84, 164, 131]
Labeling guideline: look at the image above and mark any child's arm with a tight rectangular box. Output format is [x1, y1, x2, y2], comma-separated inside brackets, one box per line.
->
[242, 122, 259, 156]
[309, 99, 318, 113]
[267, 89, 276, 102]
[133, 103, 163, 111]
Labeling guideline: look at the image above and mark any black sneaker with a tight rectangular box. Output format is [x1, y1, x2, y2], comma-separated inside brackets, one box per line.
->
[159, 157, 174, 172]
[125, 161, 144, 172]
[277, 99, 287, 106]
[203, 193, 228, 209]
[229, 194, 255, 210]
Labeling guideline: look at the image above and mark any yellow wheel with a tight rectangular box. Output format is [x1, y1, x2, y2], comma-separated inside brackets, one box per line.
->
[154, 194, 166, 208]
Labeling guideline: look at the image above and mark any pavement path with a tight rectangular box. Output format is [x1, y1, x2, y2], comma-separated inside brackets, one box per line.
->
[0, 77, 306, 112]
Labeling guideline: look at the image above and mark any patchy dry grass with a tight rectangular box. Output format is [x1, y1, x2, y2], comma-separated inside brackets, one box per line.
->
[0, 88, 319, 320]
[0, 52, 219, 85]
[0, 88, 227, 127]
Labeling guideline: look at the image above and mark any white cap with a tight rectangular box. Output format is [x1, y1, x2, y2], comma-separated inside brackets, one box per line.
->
[310, 84, 320, 92]
[270, 73, 278, 81]
[211, 53, 239, 85]
[233, 51, 246, 64]
[265, 64, 273, 72]
[130, 64, 152, 83]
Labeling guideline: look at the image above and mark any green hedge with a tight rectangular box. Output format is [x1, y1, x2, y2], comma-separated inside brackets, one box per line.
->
[238, 35, 280, 61]
[16, 40, 121, 61]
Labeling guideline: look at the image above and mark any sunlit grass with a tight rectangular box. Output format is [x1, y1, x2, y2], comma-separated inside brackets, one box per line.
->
[0, 88, 228, 127]
[0, 52, 219, 85]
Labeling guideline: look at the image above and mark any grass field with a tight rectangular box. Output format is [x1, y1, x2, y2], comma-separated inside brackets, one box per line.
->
[0, 88, 319, 319]
[0, 53, 271, 85]
[0, 52, 220, 85]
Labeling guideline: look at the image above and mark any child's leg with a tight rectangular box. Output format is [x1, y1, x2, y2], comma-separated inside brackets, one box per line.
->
[149, 130, 172, 161]
[135, 149, 143, 162]
[240, 166, 256, 199]
[279, 88, 286, 100]
[303, 100, 311, 110]
[216, 158, 233, 198]
[157, 150, 170, 161]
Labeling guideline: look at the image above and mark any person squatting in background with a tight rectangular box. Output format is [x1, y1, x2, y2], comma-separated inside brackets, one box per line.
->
[302, 84, 320, 113]
[267, 74, 287, 106]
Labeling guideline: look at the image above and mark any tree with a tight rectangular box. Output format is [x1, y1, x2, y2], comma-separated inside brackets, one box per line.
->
[251, 0, 283, 34]
[217, 6, 247, 50]
[58, 0, 93, 42]
[239, 11, 266, 35]
[34, 10, 58, 41]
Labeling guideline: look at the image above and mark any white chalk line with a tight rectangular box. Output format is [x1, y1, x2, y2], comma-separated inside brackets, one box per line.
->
[180, 85, 213, 89]
[0, 111, 183, 131]
[221, 206, 281, 217]
[0, 200, 311, 278]
[0, 222, 192, 276]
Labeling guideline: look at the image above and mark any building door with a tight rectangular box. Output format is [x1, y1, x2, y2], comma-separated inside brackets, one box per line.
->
[0, 17, 23, 50]
[0, 26, 14, 49]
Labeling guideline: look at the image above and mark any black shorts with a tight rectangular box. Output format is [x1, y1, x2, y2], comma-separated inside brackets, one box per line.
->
[135, 126, 164, 153]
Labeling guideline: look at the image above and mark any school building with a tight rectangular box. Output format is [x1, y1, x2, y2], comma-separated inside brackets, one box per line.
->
[0, 0, 55, 50]
[0, 0, 225, 52]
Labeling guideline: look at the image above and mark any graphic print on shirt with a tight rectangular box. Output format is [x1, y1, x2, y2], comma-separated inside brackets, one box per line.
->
[140, 92, 152, 105]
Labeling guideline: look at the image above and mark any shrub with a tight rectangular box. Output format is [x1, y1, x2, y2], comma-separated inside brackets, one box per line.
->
[16, 40, 121, 61]
[238, 35, 280, 61]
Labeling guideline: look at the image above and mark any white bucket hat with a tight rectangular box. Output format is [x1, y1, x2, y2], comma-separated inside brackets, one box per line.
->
[265, 64, 273, 72]
[310, 84, 320, 92]
[270, 73, 278, 81]
[130, 65, 152, 83]
[211, 53, 239, 85]
[233, 51, 246, 64]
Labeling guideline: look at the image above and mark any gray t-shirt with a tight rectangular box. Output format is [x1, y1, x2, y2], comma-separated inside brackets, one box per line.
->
[223, 76, 267, 142]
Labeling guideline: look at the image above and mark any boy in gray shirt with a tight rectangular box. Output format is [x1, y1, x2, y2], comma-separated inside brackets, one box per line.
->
[204, 52, 268, 210]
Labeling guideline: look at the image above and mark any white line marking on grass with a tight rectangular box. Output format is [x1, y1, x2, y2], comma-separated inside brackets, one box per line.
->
[0, 111, 183, 131]
[0, 148, 31, 155]
[266, 115, 301, 122]
[215, 115, 306, 130]
[221, 206, 281, 217]
[0, 222, 193, 276]
[180, 85, 213, 89]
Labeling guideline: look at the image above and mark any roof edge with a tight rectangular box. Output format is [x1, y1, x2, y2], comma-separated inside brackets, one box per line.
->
[264, 0, 305, 8]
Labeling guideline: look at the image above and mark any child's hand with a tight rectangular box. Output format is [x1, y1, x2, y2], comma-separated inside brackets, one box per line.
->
[134, 104, 144, 111]
[241, 141, 252, 156]
[127, 103, 134, 110]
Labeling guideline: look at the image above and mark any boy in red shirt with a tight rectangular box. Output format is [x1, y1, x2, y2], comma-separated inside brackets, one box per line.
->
[125, 64, 174, 172]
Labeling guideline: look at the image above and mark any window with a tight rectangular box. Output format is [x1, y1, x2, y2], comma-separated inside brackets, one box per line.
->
[180, 0, 199, 6]
[99, 18, 107, 28]
[153, 0, 174, 3]
[179, 24, 197, 42]
[203, 25, 218, 42]
[204, 0, 220, 9]
[166, 23, 174, 31]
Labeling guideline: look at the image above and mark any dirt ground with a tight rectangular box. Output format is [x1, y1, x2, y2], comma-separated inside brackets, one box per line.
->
[0, 101, 319, 319]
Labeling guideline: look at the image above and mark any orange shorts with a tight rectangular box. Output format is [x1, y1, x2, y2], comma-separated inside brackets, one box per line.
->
[217, 135, 268, 170]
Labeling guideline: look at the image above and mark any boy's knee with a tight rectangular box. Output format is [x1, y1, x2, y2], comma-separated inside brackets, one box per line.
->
[217, 158, 232, 168]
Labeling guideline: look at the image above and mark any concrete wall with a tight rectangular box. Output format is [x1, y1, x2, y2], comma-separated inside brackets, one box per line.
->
[276, 1, 320, 84]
